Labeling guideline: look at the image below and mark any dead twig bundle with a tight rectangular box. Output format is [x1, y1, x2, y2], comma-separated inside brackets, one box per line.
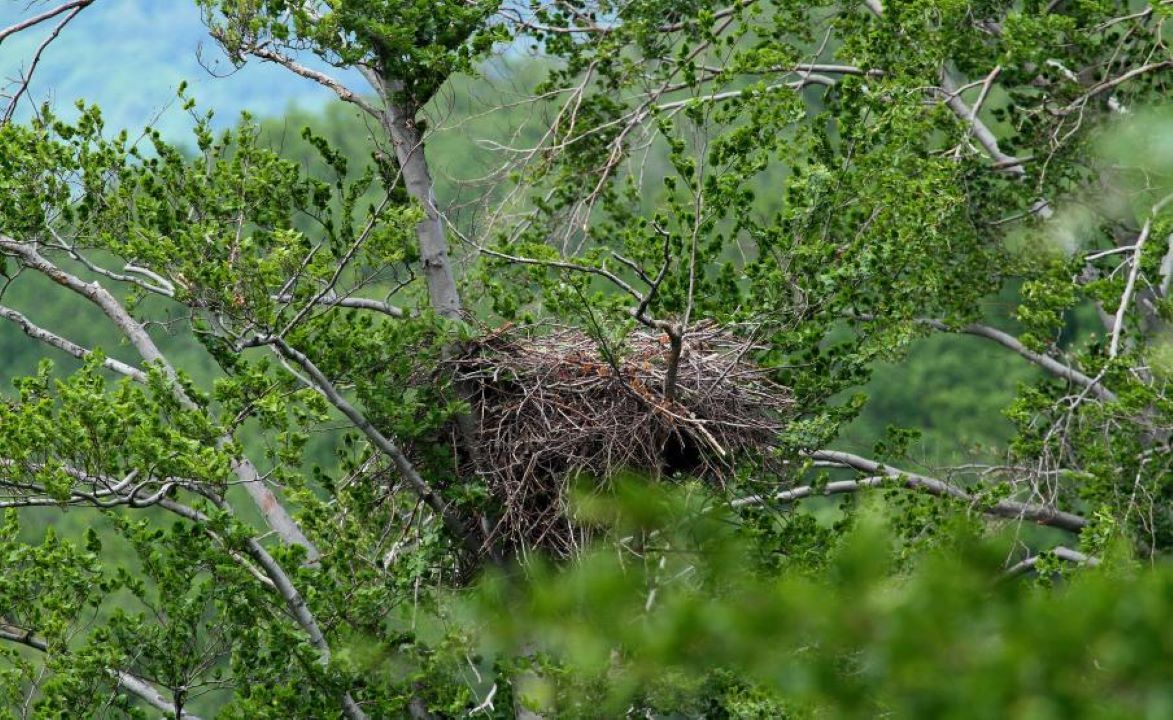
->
[447, 323, 794, 556]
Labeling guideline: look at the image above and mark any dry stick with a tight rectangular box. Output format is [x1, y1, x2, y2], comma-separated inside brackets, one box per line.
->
[0, 0, 93, 43]
[0, 304, 148, 382]
[0, 622, 200, 719]
[808, 450, 1088, 533]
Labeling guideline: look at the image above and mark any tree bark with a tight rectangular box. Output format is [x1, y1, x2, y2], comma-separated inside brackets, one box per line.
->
[377, 89, 463, 321]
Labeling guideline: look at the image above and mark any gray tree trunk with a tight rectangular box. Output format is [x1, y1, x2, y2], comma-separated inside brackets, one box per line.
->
[378, 93, 463, 321]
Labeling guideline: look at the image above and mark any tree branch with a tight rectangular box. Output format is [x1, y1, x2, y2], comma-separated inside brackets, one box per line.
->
[0, 235, 319, 558]
[0, 621, 201, 719]
[1110, 218, 1152, 358]
[0, 304, 148, 382]
[0, 0, 93, 44]
[807, 450, 1088, 533]
[920, 319, 1118, 402]
[1001, 545, 1100, 579]
[235, 44, 380, 119]
[268, 336, 481, 554]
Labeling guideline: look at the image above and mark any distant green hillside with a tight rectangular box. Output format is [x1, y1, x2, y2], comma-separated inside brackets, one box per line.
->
[0, 0, 356, 136]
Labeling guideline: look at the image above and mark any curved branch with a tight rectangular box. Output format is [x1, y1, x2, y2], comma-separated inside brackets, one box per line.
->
[0, 0, 93, 43]
[232, 43, 380, 119]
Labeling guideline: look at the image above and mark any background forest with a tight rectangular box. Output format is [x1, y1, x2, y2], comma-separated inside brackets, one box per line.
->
[1, 0, 1172, 718]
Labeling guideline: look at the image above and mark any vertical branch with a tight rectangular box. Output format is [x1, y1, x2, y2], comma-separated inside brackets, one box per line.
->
[1110, 218, 1152, 358]
[663, 330, 684, 402]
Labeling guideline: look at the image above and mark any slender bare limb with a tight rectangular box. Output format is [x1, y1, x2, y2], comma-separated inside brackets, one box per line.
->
[1110, 218, 1152, 358]
[0, 234, 359, 714]
[920, 319, 1118, 403]
[0, 304, 148, 382]
[268, 336, 480, 553]
[2, 2, 91, 123]
[1056, 60, 1173, 116]
[272, 292, 406, 318]
[0, 0, 94, 43]
[808, 450, 1088, 533]
[232, 43, 381, 119]
[1001, 546, 1100, 579]
[0, 621, 201, 719]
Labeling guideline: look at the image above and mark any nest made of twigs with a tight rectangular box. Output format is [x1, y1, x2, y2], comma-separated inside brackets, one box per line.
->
[447, 322, 794, 556]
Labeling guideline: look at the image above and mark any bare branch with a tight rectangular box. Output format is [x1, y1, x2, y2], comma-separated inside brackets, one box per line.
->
[921, 319, 1118, 403]
[0, 304, 148, 382]
[1001, 546, 1100, 580]
[3, 2, 91, 123]
[237, 44, 380, 119]
[0, 621, 201, 719]
[938, 70, 1029, 176]
[1057, 60, 1173, 116]
[808, 450, 1088, 533]
[273, 292, 406, 318]
[268, 336, 481, 553]
[1110, 218, 1152, 358]
[0, 0, 94, 44]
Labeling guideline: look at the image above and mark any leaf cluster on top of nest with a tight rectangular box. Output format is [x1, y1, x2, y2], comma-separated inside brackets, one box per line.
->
[446, 322, 795, 556]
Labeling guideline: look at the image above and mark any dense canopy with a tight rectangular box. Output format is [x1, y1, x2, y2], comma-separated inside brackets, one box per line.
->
[0, 0, 1171, 717]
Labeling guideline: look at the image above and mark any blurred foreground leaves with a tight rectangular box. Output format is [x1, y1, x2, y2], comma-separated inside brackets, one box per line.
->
[466, 479, 1172, 719]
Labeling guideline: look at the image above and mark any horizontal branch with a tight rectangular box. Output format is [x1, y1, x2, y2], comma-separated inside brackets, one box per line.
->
[807, 450, 1088, 533]
[272, 292, 406, 318]
[1001, 546, 1100, 579]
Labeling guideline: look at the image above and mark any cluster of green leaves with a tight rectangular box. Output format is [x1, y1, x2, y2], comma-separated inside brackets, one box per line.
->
[202, 0, 509, 107]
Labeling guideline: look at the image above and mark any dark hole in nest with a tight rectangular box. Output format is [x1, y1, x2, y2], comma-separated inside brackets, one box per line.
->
[442, 323, 795, 556]
[661, 431, 702, 476]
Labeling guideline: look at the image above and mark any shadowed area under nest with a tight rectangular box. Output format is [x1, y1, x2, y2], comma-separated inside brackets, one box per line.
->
[448, 323, 795, 556]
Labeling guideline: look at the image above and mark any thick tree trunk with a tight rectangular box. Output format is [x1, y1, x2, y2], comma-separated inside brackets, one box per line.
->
[379, 95, 463, 321]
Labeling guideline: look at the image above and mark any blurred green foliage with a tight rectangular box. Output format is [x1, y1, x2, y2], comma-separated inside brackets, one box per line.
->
[470, 480, 1171, 719]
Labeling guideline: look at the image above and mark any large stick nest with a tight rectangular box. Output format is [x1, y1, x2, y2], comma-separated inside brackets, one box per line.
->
[448, 323, 794, 556]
